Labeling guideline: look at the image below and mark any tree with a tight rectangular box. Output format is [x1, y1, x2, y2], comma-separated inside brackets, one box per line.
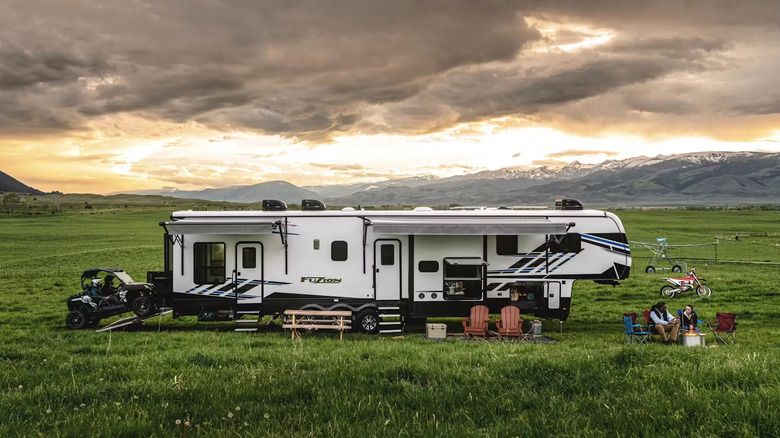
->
[2, 192, 20, 213]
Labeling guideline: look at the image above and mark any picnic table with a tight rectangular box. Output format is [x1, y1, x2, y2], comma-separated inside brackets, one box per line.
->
[282, 310, 352, 339]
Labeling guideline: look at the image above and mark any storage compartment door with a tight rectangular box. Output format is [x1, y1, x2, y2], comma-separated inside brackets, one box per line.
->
[547, 282, 560, 309]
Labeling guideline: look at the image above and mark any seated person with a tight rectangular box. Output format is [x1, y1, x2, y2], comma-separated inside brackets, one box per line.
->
[88, 279, 104, 297]
[680, 304, 700, 333]
[88, 275, 121, 307]
[650, 301, 679, 344]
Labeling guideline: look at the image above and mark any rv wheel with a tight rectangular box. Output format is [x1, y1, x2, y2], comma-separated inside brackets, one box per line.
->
[355, 310, 379, 334]
[645, 266, 656, 274]
[66, 310, 89, 330]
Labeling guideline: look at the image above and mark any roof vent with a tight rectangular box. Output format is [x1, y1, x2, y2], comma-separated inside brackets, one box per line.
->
[262, 199, 287, 211]
[413, 207, 433, 212]
[555, 199, 583, 210]
[342, 207, 355, 212]
[301, 199, 326, 211]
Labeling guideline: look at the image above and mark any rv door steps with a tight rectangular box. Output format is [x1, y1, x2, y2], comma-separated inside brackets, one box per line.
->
[378, 306, 405, 335]
[96, 309, 172, 332]
[234, 309, 261, 333]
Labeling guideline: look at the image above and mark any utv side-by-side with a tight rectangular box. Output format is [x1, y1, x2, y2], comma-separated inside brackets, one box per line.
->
[65, 268, 159, 329]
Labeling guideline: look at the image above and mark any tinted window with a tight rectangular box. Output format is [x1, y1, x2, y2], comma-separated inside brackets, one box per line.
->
[549, 233, 582, 253]
[380, 244, 395, 266]
[418, 261, 439, 273]
[242, 247, 256, 269]
[331, 241, 348, 261]
[194, 243, 225, 284]
[496, 235, 518, 255]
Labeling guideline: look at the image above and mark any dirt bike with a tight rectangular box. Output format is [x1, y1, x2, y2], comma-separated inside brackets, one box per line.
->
[659, 267, 712, 298]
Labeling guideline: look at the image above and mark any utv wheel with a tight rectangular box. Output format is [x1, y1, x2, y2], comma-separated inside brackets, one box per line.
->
[355, 309, 379, 334]
[132, 296, 156, 317]
[696, 285, 712, 298]
[645, 266, 656, 274]
[66, 310, 89, 330]
[660, 285, 677, 298]
[672, 265, 683, 273]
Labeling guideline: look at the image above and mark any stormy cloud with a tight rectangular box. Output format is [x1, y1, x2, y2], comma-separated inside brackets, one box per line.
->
[1, 0, 779, 143]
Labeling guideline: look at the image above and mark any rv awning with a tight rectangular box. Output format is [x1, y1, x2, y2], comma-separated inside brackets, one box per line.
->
[444, 258, 488, 266]
[162, 219, 278, 235]
[370, 218, 570, 235]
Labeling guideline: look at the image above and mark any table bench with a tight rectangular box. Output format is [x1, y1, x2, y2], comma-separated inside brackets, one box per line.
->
[282, 310, 352, 339]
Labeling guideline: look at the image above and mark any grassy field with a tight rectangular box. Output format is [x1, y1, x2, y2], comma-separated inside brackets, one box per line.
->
[1, 207, 779, 437]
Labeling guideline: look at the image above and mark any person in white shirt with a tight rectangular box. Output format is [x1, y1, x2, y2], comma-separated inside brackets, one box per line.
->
[650, 301, 679, 344]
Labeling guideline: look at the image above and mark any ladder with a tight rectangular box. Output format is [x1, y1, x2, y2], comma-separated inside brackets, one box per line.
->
[234, 308, 261, 333]
[377, 306, 404, 335]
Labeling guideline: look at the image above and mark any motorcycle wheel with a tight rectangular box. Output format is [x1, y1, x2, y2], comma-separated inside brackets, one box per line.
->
[696, 284, 712, 297]
[660, 285, 677, 298]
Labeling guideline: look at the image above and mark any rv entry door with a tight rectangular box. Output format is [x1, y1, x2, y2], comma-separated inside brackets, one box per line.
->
[374, 240, 401, 300]
[547, 282, 561, 309]
[235, 242, 263, 307]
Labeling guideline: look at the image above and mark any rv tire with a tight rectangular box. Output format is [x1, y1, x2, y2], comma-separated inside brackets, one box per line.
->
[355, 309, 379, 334]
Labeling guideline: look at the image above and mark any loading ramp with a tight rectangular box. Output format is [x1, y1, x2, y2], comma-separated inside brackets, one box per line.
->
[96, 308, 172, 332]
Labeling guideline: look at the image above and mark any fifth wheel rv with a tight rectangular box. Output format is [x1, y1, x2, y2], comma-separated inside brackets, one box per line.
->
[146, 199, 631, 334]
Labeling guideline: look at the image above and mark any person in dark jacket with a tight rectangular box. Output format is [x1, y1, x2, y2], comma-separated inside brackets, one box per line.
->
[650, 301, 679, 344]
[680, 304, 700, 333]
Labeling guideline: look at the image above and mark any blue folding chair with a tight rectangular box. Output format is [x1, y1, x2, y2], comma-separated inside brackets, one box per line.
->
[624, 316, 651, 344]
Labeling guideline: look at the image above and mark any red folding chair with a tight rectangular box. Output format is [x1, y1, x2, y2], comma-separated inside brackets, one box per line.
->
[706, 312, 737, 345]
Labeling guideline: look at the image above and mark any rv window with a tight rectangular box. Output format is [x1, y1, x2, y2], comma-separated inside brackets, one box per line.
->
[418, 261, 439, 273]
[242, 247, 257, 269]
[380, 244, 395, 266]
[331, 241, 348, 261]
[444, 263, 482, 279]
[194, 242, 226, 284]
[548, 233, 581, 253]
[496, 235, 518, 255]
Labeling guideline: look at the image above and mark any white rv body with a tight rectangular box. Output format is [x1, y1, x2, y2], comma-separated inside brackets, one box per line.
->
[156, 203, 631, 331]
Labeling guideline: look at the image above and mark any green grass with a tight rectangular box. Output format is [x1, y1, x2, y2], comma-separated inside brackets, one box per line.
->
[1, 208, 780, 437]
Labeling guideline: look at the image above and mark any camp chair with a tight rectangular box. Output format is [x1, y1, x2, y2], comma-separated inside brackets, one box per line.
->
[642, 309, 659, 337]
[623, 312, 643, 332]
[623, 316, 651, 344]
[706, 313, 737, 345]
[496, 306, 523, 340]
[462, 305, 490, 339]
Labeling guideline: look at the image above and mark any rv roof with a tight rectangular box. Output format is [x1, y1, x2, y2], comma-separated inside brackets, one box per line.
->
[170, 208, 607, 220]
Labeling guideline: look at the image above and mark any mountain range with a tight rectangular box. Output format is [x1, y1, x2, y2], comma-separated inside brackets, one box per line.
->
[131, 151, 780, 207]
[0, 171, 43, 195]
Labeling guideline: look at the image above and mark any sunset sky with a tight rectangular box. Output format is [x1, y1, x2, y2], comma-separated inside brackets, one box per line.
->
[1, 0, 780, 194]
